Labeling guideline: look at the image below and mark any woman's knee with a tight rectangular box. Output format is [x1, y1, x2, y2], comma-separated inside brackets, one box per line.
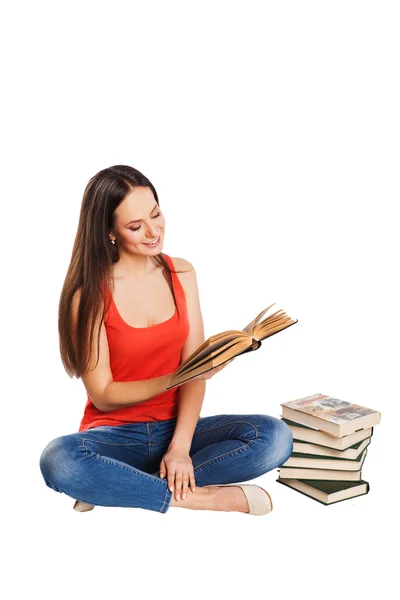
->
[273, 418, 293, 465]
[254, 415, 293, 469]
[39, 434, 81, 492]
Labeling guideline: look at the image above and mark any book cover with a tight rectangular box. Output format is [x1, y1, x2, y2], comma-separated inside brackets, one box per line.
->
[281, 393, 380, 437]
[277, 478, 370, 505]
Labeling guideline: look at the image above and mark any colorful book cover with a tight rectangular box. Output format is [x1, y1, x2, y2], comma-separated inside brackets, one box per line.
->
[282, 393, 380, 425]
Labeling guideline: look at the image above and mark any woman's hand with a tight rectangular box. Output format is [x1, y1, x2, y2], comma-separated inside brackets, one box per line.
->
[189, 358, 234, 383]
[167, 359, 235, 391]
[159, 448, 196, 501]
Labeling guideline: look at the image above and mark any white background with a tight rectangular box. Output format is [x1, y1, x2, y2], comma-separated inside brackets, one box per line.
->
[2, 1, 398, 598]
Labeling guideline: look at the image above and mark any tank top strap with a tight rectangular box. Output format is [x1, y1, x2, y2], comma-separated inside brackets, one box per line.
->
[163, 253, 186, 301]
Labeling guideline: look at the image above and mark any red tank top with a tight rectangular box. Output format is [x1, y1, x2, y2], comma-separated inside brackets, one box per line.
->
[78, 254, 190, 431]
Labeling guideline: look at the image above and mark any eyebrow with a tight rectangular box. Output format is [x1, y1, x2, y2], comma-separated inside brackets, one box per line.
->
[124, 203, 159, 226]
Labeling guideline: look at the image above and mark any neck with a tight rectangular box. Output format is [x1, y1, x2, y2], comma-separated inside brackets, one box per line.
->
[111, 254, 159, 281]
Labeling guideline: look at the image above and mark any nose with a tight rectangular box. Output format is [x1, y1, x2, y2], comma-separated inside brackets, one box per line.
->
[145, 224, 160, 238]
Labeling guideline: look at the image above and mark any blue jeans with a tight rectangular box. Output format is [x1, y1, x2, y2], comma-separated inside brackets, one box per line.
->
[39, 413, 293, 513]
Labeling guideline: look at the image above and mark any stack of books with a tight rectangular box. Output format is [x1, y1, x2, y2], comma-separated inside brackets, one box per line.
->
[277, 393, 381, 505]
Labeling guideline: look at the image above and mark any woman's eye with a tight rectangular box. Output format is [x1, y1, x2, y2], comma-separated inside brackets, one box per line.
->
[130, 212, 161, 231]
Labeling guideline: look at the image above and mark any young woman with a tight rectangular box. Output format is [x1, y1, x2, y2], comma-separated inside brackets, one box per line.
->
[39, 165, 293, 516]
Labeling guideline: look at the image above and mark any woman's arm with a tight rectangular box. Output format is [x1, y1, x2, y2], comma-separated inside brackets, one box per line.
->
[72, 289, 177, 412]
[100, 375, 175, 412]
[167, 258, 206, 451]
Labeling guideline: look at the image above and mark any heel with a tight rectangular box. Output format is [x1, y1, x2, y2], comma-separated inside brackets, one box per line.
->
[236, 485, 273, 515]
[73, 500, 95, 512]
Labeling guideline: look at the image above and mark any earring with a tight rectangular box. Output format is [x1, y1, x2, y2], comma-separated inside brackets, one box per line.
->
[111, 239, 116, 245]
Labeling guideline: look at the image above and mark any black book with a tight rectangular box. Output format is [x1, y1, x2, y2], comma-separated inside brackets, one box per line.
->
[282, 447, 367, 470]
[277, 478, 370, 505]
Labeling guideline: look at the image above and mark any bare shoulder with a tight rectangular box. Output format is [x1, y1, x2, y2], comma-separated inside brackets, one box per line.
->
[170, 256, 195, 272]
[170, 257, 204, 358]
[170, 256, 197, 295]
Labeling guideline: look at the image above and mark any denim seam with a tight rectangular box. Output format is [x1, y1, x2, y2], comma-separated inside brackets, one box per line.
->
[160, 488, 172, 513]
[116, 418, 177, 429]
[82, 438, 143, 447]
[193, 436, 260, 472]
[194, 420, 259, 438]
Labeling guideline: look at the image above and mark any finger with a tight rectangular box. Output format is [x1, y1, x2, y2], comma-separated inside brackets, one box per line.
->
[189, 470, 196, 493]
[175, 473, 183, 500]
[167, 469, 175, 494]
[159, 460, 166, 479]
[181, 474, 189, 500]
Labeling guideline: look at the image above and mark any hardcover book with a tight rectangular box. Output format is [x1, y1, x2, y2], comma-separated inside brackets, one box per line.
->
[281, 418, 374, 450]
[281, 448, 367, 470]
[278, 467, 362, 481]
[277, 478, 370, 505]
[281, 394, 380, 437]
[292, 437, 371, 459]
[167, 303, 297, 389]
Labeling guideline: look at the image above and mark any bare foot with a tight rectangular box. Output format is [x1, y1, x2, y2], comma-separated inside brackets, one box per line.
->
[169, 485, 250, 513]
[150, 471, 250, 513]
[212, 486, 250, 513]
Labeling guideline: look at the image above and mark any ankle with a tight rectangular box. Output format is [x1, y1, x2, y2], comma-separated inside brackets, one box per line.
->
[169, 486, 215, 510]
[212, 485, 250, 513]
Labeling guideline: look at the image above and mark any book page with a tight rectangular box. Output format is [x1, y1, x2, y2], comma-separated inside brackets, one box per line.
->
[173, 331, 248, 375]
[181, 338, 251, 374]
[242, 303, 276, 335]
[167, 338, 252, 388]
[168, 304, 297, 389]
[254, 312, 298, 341]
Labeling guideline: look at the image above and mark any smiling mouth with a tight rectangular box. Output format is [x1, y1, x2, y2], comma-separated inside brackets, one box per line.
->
[143, 235, 160, 246]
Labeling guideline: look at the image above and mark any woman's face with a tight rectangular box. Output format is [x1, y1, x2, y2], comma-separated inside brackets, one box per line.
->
[109, 186, 165, 255]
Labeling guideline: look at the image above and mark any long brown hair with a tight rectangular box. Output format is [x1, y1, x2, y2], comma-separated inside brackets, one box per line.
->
[58, 165, 190, 379]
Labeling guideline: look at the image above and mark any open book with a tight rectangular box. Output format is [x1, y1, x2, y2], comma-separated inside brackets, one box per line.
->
[166, 303, 297, 389]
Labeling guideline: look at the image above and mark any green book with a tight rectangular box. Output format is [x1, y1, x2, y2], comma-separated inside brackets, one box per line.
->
[282, 448, 367, 470]
[277, 478, 370, 505]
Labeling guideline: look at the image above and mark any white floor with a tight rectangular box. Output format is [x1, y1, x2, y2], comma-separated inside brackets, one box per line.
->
[10, 423, 392, 600]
